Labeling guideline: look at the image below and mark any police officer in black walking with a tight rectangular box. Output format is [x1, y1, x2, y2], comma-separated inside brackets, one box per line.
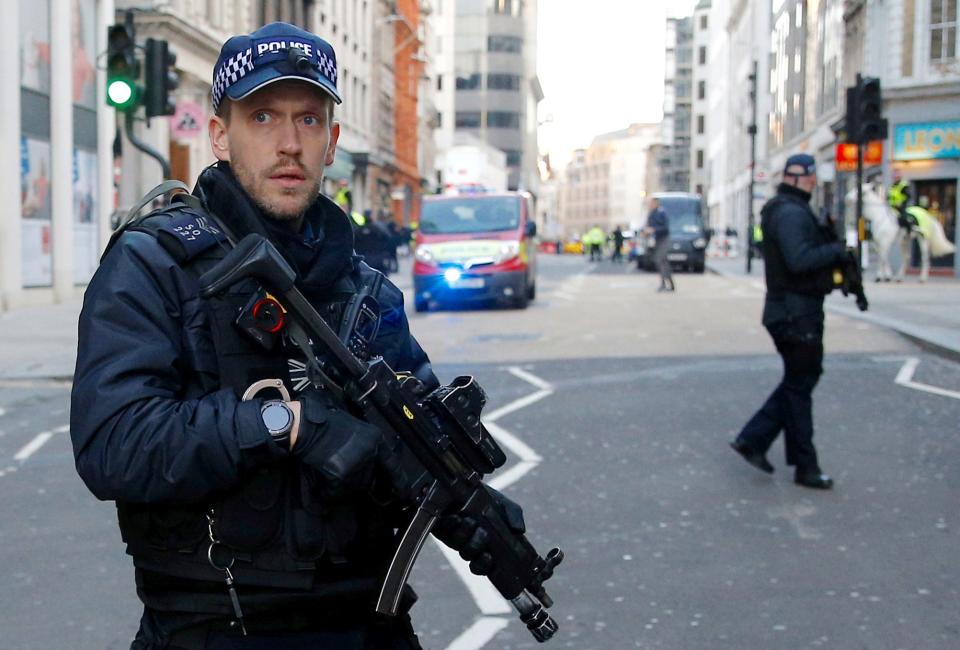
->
[71, 22, 520, 649]
[730, 154, 846, 490]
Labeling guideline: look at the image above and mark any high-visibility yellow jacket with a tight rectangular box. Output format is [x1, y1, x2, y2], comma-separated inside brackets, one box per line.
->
[582, 227, 605, 246]
[888, 180, 909, 209]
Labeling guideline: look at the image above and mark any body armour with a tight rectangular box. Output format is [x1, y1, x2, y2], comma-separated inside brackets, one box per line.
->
[96, 169, 430, 616]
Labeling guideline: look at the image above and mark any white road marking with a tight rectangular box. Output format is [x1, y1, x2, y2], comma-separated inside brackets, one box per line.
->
[440, 367, 554, 650]
[506, 367, 554, 392]
[767, 503, 822, 540]
[0, 407, 6, 417]
[484, 390, 553, 423]
[895, 357, 960, 400]
[14, 432, 54, 462]
[551, 292, 576, 301]
[8, 424, 69, 465]
[445, 617, 511, 650]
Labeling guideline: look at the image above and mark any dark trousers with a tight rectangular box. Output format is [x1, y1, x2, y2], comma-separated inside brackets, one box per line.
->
[589, 243, 602, 261]
[654, 240, 674, 289]
[738, 323, 824, 473]
[131, 610, 422, 650]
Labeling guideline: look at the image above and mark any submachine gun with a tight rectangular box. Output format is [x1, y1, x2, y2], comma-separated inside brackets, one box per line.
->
[199, 233, 563, 642]
[822, 219, 868, 312]
[833, 249, 869, 312]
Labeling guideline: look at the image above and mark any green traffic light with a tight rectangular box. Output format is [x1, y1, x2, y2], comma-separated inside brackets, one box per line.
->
[108, 78, 135, 109]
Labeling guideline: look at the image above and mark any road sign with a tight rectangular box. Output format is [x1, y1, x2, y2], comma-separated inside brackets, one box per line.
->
[170, 101, 204, 140]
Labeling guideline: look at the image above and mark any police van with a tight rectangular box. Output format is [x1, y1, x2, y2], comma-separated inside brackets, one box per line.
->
[412, 191, 537, 311]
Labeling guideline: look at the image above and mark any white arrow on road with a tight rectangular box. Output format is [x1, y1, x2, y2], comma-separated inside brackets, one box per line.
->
[441, 366, 554, 650]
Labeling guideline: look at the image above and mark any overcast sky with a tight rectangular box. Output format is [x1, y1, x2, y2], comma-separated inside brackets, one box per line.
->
[536, 0, 700, 169]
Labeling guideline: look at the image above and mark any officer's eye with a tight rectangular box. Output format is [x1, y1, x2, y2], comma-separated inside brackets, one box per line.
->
[254, 111, 270, 123]
[302, 115, 319, 126]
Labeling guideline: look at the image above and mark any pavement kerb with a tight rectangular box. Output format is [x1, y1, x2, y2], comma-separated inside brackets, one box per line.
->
[707, 260, 960, 363]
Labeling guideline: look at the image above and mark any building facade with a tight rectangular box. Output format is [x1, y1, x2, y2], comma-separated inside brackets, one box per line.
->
[558, 123, 660, 239]
[660, 15, 693, 192]
[431, 0, 541, 194]
[1, 0, 440, 309]
[2, 0, 118, 309]
[689, 1, 712, 199]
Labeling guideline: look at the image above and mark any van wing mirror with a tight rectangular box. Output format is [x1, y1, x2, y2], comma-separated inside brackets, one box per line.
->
[525, 221, 537, 237]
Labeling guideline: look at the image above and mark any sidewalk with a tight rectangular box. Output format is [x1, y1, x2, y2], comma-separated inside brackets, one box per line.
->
[707, 255, 960, 359]
[0, 298, 84, 381]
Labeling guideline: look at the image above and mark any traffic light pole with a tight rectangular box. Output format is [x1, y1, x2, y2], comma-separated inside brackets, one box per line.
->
[856, 136, 864, 268]
[124, 111, 171, 181]
[746, 59, 758, 274]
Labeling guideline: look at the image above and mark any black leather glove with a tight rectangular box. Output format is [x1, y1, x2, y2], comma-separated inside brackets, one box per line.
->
[293, 390, 407, 500]
[433, 486, 526, 576]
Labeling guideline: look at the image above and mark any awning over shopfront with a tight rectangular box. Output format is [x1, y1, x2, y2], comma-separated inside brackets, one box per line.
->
[325, 148, 354, 182]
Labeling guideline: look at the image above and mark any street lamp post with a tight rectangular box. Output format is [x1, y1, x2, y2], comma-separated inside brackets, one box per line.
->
[746, 59, 758, 274]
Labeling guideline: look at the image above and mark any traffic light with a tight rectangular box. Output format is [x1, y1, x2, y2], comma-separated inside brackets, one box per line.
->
[144, 38, 179, 119]
[845, 75, 888, 143]
[106, 19, 140, 111]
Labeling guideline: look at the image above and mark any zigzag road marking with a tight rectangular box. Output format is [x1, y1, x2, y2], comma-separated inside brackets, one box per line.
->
[441, 366, 554, 650]
[895, 357, 960, 400]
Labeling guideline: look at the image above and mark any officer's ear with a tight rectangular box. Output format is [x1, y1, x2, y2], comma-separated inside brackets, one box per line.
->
[209, 114, 231, 162]
[325, 120, 341, 167]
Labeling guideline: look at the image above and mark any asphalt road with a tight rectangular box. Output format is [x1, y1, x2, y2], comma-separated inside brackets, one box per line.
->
[1, 254, 958, 650]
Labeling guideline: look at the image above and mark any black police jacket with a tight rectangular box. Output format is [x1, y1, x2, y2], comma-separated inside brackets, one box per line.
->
[760, 183, 845, 327]
[70, 163, 438, 620]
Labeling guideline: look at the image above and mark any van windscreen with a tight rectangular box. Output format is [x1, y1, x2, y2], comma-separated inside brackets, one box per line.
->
[421, 197, 520, 234]
[658, 197, 704, 233]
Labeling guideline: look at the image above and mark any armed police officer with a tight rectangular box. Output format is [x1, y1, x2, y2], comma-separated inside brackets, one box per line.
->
[730, 154, 846, 490]
[71, 22, 520, 650]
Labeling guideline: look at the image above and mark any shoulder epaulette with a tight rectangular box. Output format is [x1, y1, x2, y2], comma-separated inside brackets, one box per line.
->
[149, 210, 229, 263]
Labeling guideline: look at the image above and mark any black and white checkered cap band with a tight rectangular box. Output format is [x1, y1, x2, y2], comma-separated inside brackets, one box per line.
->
[212, 48, 254, 112]
[318, 51, 337, 84]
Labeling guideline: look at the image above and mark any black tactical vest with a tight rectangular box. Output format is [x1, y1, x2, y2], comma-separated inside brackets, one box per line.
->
[111, 203, 396, 603]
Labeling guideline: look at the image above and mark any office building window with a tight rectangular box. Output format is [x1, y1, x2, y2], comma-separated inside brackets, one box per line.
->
[455, 111, 482, 127]
[700, 14, 707, 29]
[487, 73, 521, 90]
[698, 80, 706, 99]
[493, 0, 522, 16]
[696, 114, 705, 134]
[930, 0, 958, 62]
[698, 46, 706, 64]
[488, 35, 523, 52]
[487, 111, 520, 128]
[437, 74, 442, 91]
[504, 150, 522, 166]
[455, 73, 482, 90]
[255, 0, 314, 28]
[696, 149, 704, 169]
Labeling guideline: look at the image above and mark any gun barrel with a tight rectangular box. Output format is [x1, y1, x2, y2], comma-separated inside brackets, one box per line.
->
[512, 591, 559, 643]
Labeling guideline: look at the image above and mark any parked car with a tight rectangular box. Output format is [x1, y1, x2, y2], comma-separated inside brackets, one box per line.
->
[640, 192, 710, 273]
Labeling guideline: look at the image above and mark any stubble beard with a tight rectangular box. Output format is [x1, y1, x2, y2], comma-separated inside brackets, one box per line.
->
[232, 159, 322, 224]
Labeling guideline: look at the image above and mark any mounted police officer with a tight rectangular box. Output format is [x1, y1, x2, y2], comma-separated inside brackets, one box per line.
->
[71, 22, 514, 650]
[730, 154, 846, 490]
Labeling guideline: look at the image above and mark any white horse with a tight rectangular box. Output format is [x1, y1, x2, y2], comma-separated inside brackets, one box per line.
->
[844, 184, 955, 283]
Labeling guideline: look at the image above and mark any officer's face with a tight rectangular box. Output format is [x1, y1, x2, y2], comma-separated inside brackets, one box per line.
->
[209, 81, 340, 225]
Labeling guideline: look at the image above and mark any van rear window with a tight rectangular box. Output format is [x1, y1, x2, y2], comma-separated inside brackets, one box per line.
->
[421, 197, 520, 234]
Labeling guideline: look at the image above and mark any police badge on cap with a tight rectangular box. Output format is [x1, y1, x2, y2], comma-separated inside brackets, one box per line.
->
[212, 22, 342, 112]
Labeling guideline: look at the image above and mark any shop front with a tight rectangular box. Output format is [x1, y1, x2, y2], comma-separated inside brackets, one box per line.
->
[890, 119, 959, 275]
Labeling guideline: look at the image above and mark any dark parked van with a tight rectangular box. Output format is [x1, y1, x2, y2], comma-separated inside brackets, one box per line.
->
[640, 192, 710, 273]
